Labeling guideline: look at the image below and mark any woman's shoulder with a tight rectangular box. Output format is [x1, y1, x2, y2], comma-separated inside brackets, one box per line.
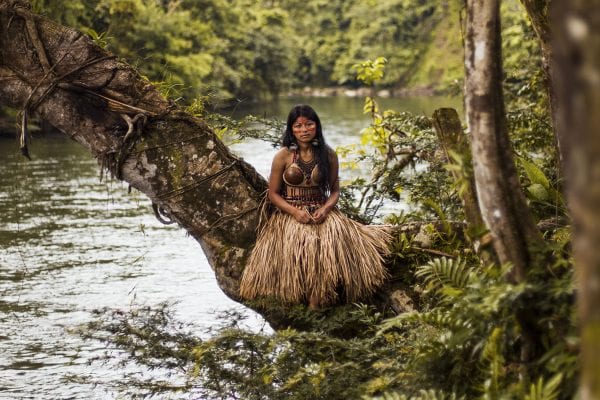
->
[272, 147, 294, 165]
[274, 146, 293, 159]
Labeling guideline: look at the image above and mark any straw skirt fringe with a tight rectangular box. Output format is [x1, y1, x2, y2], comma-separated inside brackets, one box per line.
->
[239, 209, 390, 306]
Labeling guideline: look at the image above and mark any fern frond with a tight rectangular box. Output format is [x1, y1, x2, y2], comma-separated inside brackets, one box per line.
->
[373, 392, 409, 400]
[421, 199, 449, 233]
[373, 389, 464, 400]
[416, 389, 464, 400]
[479, 327, 506, 398]
[416, 257, 472, 293]
[378, 310, 472, 335]
[523, 374, 563, 400]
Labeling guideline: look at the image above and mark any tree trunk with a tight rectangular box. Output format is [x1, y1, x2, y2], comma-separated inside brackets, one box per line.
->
[464, 0, 543, 282]
[0, 0, 267, 303]
[517, 1, 566, 166]
[551, 1, 600, 398]
[432, 108, 483, 237]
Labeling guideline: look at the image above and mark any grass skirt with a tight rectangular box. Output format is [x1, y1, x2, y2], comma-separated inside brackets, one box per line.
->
[239, 209, 390, 306]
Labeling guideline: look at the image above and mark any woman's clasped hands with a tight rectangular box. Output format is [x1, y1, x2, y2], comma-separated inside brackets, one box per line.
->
[293, 206, 331, 224]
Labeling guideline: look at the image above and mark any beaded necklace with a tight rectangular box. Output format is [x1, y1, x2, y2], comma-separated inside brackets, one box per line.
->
[294, 151, 316, 184]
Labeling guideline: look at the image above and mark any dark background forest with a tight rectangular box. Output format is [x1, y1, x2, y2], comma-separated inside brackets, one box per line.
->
[23, 0, 538, 103]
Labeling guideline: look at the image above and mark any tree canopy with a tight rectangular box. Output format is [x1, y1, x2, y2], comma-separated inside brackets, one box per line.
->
[28, 0, 539, 104]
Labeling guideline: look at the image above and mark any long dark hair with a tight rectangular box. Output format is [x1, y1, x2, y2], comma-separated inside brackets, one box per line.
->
[282, 104, 331, 194]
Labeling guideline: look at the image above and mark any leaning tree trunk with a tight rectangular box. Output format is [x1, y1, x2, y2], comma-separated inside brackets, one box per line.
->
[551, 1, 600, 398]
[0, 0, 267, 303]
[464, 0, 543, 282]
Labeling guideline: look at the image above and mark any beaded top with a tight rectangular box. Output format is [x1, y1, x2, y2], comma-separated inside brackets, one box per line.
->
[282, 150, 320, 187]
[281, 149, 325, 210]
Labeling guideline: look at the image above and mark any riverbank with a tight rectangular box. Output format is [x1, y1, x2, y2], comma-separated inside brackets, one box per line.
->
[285, 85, 439, 99]
[1, 90, 461, 138]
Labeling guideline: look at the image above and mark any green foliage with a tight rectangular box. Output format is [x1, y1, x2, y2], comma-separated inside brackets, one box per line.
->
[523, 374, 563, 400]
[375, 389, 464, 400]
[337, 72, 462, 221]
[500, 0, 560, 211]
[29, 0, 510, 101]
[81, 28, 110, 49]
[192, 325, 405, 399]
[330, 0, 437, 87]
[354, 57, 388, 87]
[30, 0, 544, 102]
[407, 0, 464, 94]
[31, 0, 99, 29]
[378, 252, 577, 399]
[84, 303, 416, 399]
[33, 0, 297, 103]
[415, 257, 471, 296]
[502, 0, 548, 113]
[95, 0, 217, 100]
[444, 148, 474, 199]
[517, 156, 565, 218]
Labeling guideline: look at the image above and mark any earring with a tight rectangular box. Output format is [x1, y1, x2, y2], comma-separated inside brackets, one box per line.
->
[311, 139, 319, 146]
[289, 142, 298, 151]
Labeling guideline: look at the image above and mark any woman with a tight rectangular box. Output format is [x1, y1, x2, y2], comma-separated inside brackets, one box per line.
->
[239, 104, 390, 308]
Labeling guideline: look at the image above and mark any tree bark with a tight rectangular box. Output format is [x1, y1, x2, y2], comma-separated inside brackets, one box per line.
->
[0, 0, 267, 303]
[464, 0, 543, 282]
[432, 108, 483, 236]
[517, 1, 566, 165]
[551, 1, 600, 398]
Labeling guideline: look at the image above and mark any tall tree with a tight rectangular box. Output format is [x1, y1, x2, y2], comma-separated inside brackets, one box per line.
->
[551, 1, 600, 398]
[464, 0, 543, 281]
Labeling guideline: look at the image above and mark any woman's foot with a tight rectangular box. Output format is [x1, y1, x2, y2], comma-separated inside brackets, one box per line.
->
[308, 295, 320, 310]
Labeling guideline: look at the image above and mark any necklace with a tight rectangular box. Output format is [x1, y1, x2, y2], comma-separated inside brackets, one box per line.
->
[296, 154, 316, 183]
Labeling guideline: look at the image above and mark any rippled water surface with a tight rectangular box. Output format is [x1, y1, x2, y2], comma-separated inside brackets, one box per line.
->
[0, 96, 460, 399]
[0, 136, 266, 399]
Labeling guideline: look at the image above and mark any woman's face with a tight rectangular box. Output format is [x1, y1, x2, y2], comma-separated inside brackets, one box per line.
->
[291, 116, 317, 144]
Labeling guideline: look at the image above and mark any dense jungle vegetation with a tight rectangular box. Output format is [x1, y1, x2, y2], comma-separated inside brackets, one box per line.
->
[6, 0, 585, 399]
[27, 0, 535, 104]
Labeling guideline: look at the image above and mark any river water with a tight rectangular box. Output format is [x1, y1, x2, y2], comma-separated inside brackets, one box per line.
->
[0, 96, 459, 399]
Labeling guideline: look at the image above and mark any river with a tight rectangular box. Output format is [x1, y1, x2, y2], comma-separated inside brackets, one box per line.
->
[0, 95, 460, 399]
